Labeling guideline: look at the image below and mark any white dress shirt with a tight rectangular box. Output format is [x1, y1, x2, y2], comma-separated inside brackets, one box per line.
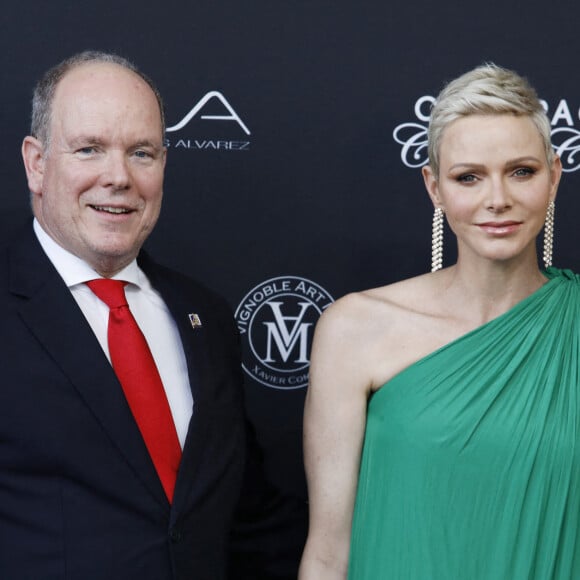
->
[33, 219, 193, 448]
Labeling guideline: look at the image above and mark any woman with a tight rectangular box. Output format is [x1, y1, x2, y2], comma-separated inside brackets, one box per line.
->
[299, 64, 580, 579]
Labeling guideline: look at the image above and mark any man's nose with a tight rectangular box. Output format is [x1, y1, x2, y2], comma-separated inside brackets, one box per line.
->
[101, 152, 131, 190]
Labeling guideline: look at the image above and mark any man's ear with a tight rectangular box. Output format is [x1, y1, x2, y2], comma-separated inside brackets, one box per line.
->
[22, 136, 46, 196]
[422, 164, 443, 210]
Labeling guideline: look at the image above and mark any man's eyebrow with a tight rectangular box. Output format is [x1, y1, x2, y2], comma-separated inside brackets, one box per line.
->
[68, 135, 104, 147]
[133, 140, 163, 150]
[66, 136, 164, 152]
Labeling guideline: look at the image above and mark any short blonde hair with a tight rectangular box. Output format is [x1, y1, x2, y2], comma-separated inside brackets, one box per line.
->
[427, 63, 553, 176]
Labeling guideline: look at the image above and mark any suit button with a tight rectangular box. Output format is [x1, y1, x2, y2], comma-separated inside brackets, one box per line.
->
[169, 528, 182, 543]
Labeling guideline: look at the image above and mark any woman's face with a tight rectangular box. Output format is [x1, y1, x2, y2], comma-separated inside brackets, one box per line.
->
[423, 114, 561, 267]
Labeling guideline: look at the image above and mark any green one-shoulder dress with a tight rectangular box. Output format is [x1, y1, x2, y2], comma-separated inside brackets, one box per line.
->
[348, 268, 580, 579]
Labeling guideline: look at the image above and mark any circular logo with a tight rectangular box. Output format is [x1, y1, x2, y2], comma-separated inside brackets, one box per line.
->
[235, 276, 334, 390]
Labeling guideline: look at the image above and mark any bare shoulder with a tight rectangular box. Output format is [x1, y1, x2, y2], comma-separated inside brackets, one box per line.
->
[363, 271, 442, 312]
[323, 272, 437, 328]
[311, 272, 442, 393]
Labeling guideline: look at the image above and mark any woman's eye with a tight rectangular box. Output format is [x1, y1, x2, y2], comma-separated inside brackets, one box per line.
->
[457, 174, 477, 183]
[513, 167, 535, 177]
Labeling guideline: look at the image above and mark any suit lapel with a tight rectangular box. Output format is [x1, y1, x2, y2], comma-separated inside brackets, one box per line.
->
[140, 257, 216, 517]
[9, 228, 168, 508]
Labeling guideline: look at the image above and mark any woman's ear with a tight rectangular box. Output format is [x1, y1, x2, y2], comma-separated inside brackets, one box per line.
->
[422, 165, 443, 209]
[549, 154, 562, 203]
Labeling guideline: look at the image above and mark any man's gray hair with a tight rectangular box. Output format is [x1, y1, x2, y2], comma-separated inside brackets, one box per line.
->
[30, 50, 165, 148]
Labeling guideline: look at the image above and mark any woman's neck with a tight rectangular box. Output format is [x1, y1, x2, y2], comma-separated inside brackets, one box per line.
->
[438, 255, 548, 325]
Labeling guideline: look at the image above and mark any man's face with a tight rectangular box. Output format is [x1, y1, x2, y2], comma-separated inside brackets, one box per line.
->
[23, 62, 166, 277]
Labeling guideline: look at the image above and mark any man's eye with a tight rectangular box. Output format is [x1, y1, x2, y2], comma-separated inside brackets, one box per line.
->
[77, 147, 96, 155]
[134, 150, 152, 159]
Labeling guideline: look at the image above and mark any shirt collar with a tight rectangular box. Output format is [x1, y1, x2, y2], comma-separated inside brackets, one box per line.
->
[33, 218, 143, 289]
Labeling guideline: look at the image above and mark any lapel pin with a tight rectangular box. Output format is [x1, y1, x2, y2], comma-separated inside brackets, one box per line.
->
[188, 313, 203, 329]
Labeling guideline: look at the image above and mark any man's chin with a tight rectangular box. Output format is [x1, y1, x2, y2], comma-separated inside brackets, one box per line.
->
[83, 245, 139, 276]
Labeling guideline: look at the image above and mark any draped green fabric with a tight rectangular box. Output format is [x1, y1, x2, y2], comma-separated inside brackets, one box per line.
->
[348, 268, 580, 579]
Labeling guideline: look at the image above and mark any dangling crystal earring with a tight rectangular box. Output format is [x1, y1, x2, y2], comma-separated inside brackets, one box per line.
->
[431, 207, 444, 272]
[542, 200, 555, 269]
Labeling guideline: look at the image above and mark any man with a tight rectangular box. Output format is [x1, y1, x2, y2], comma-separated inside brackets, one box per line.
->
[0, 51, 304, 579]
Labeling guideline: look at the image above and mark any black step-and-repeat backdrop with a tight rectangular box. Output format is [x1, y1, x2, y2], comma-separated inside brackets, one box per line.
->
[2, 2, 579, 507]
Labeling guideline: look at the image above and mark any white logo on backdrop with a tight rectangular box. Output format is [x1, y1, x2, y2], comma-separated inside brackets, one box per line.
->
[393, 96, 580, 172]
[235, 276, 334, 390]
[392, 96, 433, 169]
[164, 91, 251, 151]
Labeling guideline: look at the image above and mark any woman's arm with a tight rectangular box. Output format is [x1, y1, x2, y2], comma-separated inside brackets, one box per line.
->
[298, 296, 373, 580]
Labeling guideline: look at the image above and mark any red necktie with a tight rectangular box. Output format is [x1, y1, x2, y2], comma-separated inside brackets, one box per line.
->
[86, 279, 181, 502]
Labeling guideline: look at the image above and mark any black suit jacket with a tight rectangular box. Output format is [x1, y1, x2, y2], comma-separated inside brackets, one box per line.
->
[0, 224, 300, 580]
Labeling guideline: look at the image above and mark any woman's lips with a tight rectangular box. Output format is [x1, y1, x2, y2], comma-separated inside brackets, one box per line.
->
[477, 221, 522, 235]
